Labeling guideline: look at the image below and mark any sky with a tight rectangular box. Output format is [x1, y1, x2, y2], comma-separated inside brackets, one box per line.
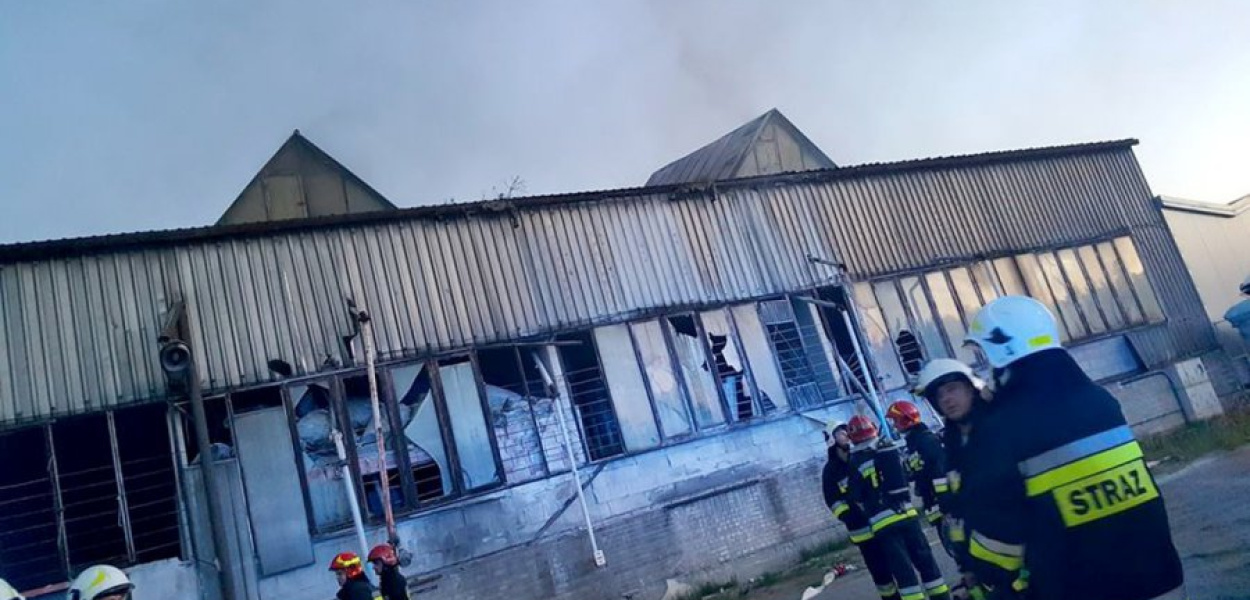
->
[1, 1, 1249, 244]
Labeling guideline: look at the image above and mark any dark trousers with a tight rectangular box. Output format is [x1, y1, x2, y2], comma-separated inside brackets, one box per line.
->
[857, 537, 901, 600]
[881, 519, 951, 600]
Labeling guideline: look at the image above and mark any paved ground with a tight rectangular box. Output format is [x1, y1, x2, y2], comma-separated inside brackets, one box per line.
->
[755, 446, 1250, 600]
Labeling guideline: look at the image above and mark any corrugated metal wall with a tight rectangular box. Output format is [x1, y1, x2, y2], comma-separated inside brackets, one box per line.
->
[0, 147, 1218, 425]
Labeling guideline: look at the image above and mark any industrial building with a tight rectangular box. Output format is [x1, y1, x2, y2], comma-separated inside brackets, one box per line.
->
[0, 111, 1234, 600]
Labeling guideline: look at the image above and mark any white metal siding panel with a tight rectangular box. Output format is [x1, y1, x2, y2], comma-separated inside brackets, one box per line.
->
[0, 147, 1221, 424]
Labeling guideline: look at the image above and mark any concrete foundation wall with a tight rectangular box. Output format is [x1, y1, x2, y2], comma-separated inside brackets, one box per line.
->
[253, 403, 859, 600]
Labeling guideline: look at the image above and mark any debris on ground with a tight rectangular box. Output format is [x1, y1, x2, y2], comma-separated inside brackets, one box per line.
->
[797, 563, 855, 600]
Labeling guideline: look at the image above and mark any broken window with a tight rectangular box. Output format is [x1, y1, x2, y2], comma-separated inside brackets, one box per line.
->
[390, 363, 450, 502]
[0, 426, 61, 593]
[925, 272, 977, 364]
[760, 298, 845, 410]
[113, 404, 181, 564]
[556, 332, 626, 461]
[54, 414, 129, 569]
[873, 280, 924, 377]
[850, 283, 907, 392]
[631, 319, 693, 439]
[1058, 248, 1108, 335]
[700, 309, 772, 422]
[0, 408, 182, 594]
[287, 378, 354, 532]
[435, 356, 502, 491]
[340, 374, 409, 517]
[729, 303, 789, 412]
[477, 347, 551, 483]
[594, 325, 661, 451]
[176, 395, 233, 464]
[1112, 237, 1165, 323]
[665, 315, 726, 429]
[899, 276, 951, 361]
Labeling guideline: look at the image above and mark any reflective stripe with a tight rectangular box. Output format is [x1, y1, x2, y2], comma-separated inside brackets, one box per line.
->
[838, 477, 849, 492]
[947, 518, 966, 542]
[948, 470, 961, 492]
[899, 585, 925, 600]
[849, 527, 874, 544]
[924, 580, 951, 595]
[859, 462, 877, 475]
[1012, 576, 1028, 592]
[870, 508, 918, 532]
[832, 501, 849, 517]
[926, 510, 943, 524]
[1018, 425, 1135, 478]
[969, 532, 1023, 571]
[1024, 442, 1144, 496]
[876, 582, 898, 597]
[933, 477, 950, 493]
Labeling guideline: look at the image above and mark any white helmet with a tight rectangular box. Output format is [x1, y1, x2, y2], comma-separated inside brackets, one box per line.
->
[913, 359, 984, 396]
[964, 296, 1061, 368]
[68, 566, 133, 600]
[0, 578, 22, 600]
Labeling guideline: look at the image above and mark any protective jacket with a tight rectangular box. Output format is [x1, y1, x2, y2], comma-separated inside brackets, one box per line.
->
[337, 574, 377, 600]
[901, 424, 949, 524]
[961, 349, 1184, 600]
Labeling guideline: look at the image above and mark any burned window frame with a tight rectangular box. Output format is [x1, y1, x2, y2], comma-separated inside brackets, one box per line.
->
[0, 403, 185, 594]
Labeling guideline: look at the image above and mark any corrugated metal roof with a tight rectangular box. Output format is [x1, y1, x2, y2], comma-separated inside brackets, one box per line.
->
[644, 108, 837, 186]
[0, 138, 1218, 427]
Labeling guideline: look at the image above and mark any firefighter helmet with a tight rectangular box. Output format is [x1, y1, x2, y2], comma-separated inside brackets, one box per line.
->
[913, 358, 983, 398]
[329, 552, 365, 578]
[964, 296, 1061, 368]
[0, 578, 23, 600]
[368, 544, 399, 567]
[846, 415, 879, 445]
[68, 566, 133, 600]
[885, 401, 923, 432]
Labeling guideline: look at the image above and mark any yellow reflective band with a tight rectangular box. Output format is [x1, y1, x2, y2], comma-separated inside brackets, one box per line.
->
[849, 527, 874, 544]
[969, 534, 1023, 572]
[949, 470, 962, 492]
[948, 518, 967, 542]
[1025, 442, 1143, 497]
[899, 586, 925, 600]
[927, 511, 943, 524]
[1012, 577, 1028, 592]
[1053, 458, 1159, 527]
[934, 481, 951, 494]
[870, 508, 917, 532]
[925, 582, 951, 595]
[1020, 426, 1135, 477]
[1028, 334, 1055, 348]
[832, 501, 849, 518]
[877, 582, 898, 596]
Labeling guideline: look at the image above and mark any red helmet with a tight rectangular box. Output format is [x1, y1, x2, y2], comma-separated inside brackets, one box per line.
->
[329, 552, 364, 578]
[368, 544, 399, 567]
[846, 415, 879, 444]
[886, 401, 923, 432]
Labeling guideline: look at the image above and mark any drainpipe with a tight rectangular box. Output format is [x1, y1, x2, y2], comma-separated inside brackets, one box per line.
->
[180, 345, 240, 600]
[334, 430, 371, 558]
[531, 351, 606, 568]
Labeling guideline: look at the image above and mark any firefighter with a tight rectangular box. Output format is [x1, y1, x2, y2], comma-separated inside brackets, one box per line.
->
[0, 578, 22, 600]
[885, 400, 948, 531]
[846, 415, 952, 600]
[330, 552, 379, 600]
[67, 566, 133, 600]
[368, 544, 410, 600]
[961, 295, 1185, 600]
[821, 421, 902, 600]
[914, 359, 991, 599]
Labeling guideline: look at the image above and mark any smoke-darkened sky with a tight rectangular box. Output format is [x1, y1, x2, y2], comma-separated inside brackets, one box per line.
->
[2, 1, 1248, 243]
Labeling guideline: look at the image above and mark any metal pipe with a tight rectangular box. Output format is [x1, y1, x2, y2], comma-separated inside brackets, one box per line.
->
[334, 430, 371, 558]
[531, 351, 606, 568]
[106, 412, 137, 563]
[840, 309, 888, 432]
[188, 357, 240, 600]
[360, 313, 398, 545]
